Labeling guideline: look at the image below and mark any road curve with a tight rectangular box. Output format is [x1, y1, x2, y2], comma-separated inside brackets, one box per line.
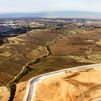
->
[23, 64, 101, 101]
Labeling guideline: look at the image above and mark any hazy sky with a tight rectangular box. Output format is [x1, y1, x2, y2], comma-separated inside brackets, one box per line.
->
[0, 0, 101, 13]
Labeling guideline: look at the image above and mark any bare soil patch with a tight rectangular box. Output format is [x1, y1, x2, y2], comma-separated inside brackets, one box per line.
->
[0, 86, 10, 101]
[34, 67, 101, 101]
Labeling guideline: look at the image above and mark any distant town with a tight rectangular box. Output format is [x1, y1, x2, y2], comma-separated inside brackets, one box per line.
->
[0, 18, 47, 45]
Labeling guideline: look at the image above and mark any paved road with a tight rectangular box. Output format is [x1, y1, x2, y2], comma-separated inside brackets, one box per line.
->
[23, 64, 101, 101]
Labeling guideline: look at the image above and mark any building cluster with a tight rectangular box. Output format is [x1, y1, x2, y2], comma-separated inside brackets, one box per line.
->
[0, 21, 25, 27]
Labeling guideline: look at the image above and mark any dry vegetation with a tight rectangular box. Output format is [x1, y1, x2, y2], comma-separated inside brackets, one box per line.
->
[20, 24, 101, 81]
[1, 21, 101, 101]
[13, 81, 28, 101]
[0, 28, 60, 85]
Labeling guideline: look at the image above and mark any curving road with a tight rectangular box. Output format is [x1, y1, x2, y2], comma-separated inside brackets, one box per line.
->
[23, 64, 101, 101]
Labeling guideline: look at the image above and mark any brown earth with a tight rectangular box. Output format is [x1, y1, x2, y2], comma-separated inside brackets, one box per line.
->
[0, 72, 13, 86]
[20, 26, 101, 82]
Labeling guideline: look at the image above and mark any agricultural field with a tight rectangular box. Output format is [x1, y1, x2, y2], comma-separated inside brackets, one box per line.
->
[0, 26, 61, 86]
[19, 22, 101, 82]
[1, 21, 101, 101]
[34, 67, 101, 101]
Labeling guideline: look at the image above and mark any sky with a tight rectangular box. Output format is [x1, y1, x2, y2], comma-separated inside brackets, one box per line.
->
[0, 0, 101, 13]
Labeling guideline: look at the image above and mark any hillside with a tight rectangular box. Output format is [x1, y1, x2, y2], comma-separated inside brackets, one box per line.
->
[0, 21, 101, 100]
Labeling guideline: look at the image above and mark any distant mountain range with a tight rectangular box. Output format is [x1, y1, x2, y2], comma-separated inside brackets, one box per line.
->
[0, 12, 46, 18]
[0, 11, 101, 18]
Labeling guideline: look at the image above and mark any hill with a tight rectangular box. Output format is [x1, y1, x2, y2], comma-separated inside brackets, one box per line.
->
[1, 11, 101, 18]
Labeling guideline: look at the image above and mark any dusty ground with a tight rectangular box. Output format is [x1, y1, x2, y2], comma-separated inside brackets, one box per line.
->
[13, 81, 28, 101]
[0, 86, 10, 101]
[34, 67, 101, 101]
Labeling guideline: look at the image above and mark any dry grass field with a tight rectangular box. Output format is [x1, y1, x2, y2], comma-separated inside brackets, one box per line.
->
[1, 22, 101, 101]
[0, 73, 13, 86]
[0, 28, 61, 85]
[13, 81, 28, 101]
[20, 25, 101, 82]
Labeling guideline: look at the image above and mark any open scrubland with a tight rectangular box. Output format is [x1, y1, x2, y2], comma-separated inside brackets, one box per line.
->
[20, 23, 101, 82]
[0, 86, 10, 101]
[0, 21, 101, 100]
